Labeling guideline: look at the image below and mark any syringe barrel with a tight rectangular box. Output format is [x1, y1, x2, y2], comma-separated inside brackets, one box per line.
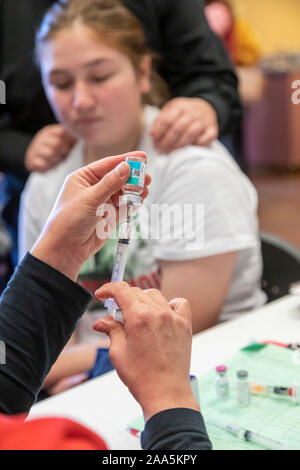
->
[104, 297, 118, 311]
[104, 237, 130, 315]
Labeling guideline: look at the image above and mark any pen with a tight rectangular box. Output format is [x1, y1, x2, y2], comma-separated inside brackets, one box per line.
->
[207, 418, 298, 450]
[261, 340, 300, 350]
[128, 427, 141, 438]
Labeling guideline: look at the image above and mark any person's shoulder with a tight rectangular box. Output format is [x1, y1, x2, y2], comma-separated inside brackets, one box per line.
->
[155, 141, 257, 204]
[159, 140, 232, 176]
[141, 105, 252, 188]
[167, 140, 248, 183]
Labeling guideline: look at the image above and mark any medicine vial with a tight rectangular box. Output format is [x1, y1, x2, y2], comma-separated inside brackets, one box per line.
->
[190, 375, 200, 405]
[215, 365, 229, 400]
[122, 153, 147, 206]
[236, 370, 251, 407]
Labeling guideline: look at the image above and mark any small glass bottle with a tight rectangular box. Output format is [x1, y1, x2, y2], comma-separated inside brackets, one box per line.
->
[121, 153, 147, 206]
[236, 370, 251, 407]
[215, 365, 229, 400]
[190, 375, 200, 405]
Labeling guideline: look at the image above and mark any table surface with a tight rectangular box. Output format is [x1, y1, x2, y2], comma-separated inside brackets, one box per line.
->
[29, 295, 300, 449]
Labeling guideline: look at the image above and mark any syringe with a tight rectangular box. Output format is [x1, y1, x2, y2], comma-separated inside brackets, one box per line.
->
[104, 152, 147, 318]
[250, 382, 300, 403]
[208, 418, 298, 450]
[104, 203, 134, 318]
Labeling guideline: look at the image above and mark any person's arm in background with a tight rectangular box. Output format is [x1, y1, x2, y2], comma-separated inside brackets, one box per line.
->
[42, 343, 101, 395]
[144, 0, 243, 151]
[0, 0, 74, 177]
[159, 252, 237, 333]
[0, 119, 75, 177]
[0, 56, 75, 177]
[155, 0, 242, 130]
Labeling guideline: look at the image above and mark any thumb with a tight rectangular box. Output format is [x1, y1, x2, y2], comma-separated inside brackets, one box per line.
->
[93, 317, 125, 341]
[169, 297, 192, 323]
[92, 161, 130, 203]
[93, 318, 127, 369]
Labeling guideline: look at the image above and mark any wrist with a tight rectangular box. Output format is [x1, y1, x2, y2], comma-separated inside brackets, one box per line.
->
[136, 381, 200, 423]
[31, 234, 82, 282]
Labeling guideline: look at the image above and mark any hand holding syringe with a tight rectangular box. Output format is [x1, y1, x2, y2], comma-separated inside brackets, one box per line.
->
[104, 153, 147, 318]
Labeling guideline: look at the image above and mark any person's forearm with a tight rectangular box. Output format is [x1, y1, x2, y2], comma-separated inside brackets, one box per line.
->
[43, 343, 102, 391]
[191, 80, 243, 136]
[142, 408, 212, 450]
[0, 254, 92, 414]
[153, 0, 243, 134]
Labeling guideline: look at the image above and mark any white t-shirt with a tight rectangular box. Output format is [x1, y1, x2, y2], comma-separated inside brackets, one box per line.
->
[19, 105, 266, 330]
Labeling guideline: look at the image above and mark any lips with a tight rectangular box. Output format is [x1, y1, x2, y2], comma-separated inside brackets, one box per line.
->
[76, 117, 102, 125]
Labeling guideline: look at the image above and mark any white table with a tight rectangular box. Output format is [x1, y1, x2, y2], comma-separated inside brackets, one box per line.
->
[29, 295, 300, 449]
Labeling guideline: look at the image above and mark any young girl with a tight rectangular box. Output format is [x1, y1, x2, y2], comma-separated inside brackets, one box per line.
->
[19, 0, 265, 390]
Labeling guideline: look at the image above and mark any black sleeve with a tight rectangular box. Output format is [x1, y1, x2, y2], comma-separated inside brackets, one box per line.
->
[141, 408, 212, 450]
[0, 0, 56, 175]
[153, 0, 243, 134]
[0, 55, 56, 176]
[0, 128, 31, 177]
[0, 253, 92, 415]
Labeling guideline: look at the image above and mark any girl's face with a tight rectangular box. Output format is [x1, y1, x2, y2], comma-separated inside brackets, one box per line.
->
[40, 23, 151, 147]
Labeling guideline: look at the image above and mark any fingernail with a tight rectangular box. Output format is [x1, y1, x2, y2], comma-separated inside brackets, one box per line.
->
[115, 161, 129, 178]
[95, 289, 104, 298]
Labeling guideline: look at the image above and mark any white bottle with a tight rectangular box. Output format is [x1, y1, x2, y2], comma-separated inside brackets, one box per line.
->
[236, 370, 251, 407]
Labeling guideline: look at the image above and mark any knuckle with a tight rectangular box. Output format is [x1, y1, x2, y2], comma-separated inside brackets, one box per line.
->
[132, 286, 142, 293]
[145, 288, 159, 295]
[187, 127, 199, 139]
[173, 121, 186, 134]
[158, 307, 172, 323]
[161, 115, 174, 126]
[135, 308, 150, 328]
[182, 298, 191, 310]
[102, 171, 116, 190]
[118, 281, 130, 291]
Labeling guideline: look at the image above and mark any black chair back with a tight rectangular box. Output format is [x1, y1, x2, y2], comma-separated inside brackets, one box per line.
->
[261, 232, 300, 302]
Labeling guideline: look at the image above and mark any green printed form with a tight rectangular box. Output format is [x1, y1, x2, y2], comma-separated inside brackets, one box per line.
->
[129, 345, 300, 450]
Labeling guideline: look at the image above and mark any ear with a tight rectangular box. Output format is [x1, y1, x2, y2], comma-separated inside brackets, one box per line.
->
[138, 56, 152, 94]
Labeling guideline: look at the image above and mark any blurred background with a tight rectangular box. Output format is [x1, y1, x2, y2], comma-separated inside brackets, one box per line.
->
[205, 0, 300, 248]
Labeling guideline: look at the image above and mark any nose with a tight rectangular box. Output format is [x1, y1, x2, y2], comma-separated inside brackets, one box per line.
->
[73, 81, 95, 112]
